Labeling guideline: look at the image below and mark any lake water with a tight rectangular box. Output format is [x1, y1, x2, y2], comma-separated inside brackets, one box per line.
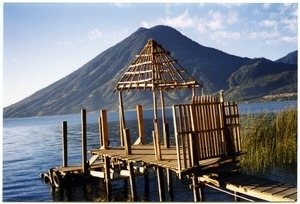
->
[2, 100, 297, 201]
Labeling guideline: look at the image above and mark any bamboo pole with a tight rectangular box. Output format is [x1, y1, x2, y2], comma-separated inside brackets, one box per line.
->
[81, 109, 88, 174]
[62, 121, 68, 167]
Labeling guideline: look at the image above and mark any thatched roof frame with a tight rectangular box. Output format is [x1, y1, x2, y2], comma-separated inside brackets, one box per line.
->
[114, 39, 202, 92]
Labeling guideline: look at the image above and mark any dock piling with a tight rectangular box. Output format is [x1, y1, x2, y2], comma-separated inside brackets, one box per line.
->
[100, 110, 109, 150]
[128, 161, 137, 201]
[136, 105, 145, 145]
[81, 109, 88, 174]
[124, 128, 132, 155]
[156, 166, 165, 201]
[104, 156, 111, 200]
[166, 169, 174, 200]
[62, 121, 68, 167]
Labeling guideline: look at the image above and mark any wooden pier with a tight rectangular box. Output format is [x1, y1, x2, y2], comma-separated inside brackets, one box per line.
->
[40, 39, 296, 202]
[40, 97, 297, 202]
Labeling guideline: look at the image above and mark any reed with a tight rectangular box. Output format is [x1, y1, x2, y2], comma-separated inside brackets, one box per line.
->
[239, 107, 297, 174]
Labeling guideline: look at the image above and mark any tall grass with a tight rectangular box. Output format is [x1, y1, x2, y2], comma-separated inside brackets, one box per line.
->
[239, 107, 297, 174]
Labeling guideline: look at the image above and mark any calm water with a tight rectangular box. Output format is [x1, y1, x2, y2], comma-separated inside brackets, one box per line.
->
[2, 100, 297, 201]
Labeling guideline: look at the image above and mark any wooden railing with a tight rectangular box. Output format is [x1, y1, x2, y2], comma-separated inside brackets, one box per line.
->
[172, 95, 242, 172]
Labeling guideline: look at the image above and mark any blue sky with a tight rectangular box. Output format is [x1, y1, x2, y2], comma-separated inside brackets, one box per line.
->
[3, 3, 298, 107]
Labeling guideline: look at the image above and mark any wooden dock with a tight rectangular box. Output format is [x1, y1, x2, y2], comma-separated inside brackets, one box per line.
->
[200, 172, 297, 202]
[40, 39, 296, 202]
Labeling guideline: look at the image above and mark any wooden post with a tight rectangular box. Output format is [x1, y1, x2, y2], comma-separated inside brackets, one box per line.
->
[101, 110, 109, 149]
[220, 90, 234, 156]
[192, 175, 200, 201]
[81, 109, 88, 174]
[166, 169, 174, 201]
[128, 162, 137, 201]
[119, 91, 125, 146]
[153, 90, 161, 160]
[199, 184, 205, 202]
[104, 156, 111, 199]
[190, 132, 199, 166]
[156, 166, 165, 201]
[62, 121, 68, 167]
[143, 165, 149, 200]
[234, 191, 240, 202]
[165, 123, 170, 148]
[98, 117, 102, 148]
[136, 105, 145, 144]
[123, 128, 132, 155]
[160, 90, 168, 148]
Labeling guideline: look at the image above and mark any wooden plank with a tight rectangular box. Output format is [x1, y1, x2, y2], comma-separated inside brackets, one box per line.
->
[263, 184, 294, 195]
[251, 181, 281, 193]
[285, 192, 297, 200]
[273, 187, 297, 198]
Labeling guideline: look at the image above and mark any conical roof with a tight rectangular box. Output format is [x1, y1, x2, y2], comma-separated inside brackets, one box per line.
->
[114, 39, 202, 92]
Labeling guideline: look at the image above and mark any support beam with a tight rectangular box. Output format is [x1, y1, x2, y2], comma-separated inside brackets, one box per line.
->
[166, 169, 174, 201]
[143, 165, 149, 200]
[104, 156, 111, 200]
[101, 110, 109, 150]
[62, 121, 68, 167]
[98, 117, 102, 148]
[160, 90, 168, 148]
[192, 175, 200, 201]
[136, 105, 145, 145]
[123, 128, 132, 155]
[119, 91, 125, 146]
[81, 109, 88, 174]
[128, 162, 137, 201]
[156, 166, 165, 201]
[152, 90, 161, 160]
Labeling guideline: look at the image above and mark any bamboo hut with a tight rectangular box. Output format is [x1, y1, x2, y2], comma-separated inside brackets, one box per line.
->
[114, 39, 202, 160]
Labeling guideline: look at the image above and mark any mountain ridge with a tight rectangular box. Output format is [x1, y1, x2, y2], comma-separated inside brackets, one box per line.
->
[4, 25, 297, 118]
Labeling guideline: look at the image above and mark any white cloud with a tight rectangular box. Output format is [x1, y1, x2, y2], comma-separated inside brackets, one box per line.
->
[249, 30, 280, 39]
[207, 10, 224, 30]
[160, 9, 194, 28]
[141, 21, 152, 28]
[88, 28, 103, 41]
[280, 17, 298, 32]
[211, 31, 241, 41]
[281, 36, 297, 43]
[263, 3, 271, 9]
[219, 3, 244, 8]
[227, 11, 239, 25]
[140, 9, 195, 29]
[259, 19, 277, 27]
[266, 36, 297, 45]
